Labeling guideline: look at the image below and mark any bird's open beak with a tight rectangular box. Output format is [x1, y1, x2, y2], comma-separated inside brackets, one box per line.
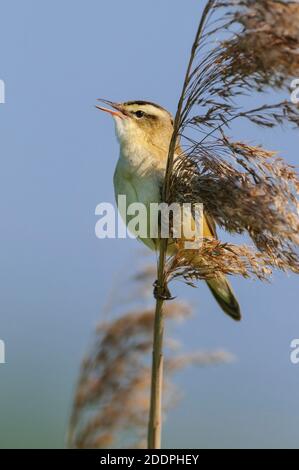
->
[95, 99, 127, 119]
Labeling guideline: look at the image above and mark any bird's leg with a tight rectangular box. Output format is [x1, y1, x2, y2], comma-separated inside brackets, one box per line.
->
[153, 280, 175, 301]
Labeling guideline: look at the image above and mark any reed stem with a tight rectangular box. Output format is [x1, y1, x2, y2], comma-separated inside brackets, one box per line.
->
[147, 1, 214, 449]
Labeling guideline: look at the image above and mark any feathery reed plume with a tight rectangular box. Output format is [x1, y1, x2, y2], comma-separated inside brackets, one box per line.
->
[167, 0, 299, 281]
[181, 0, 299, 137]
[68, 265, 233, 449]
[169, 140, 299, 279]
[219, 0, 299, 90]
[149, 0, 299, 449]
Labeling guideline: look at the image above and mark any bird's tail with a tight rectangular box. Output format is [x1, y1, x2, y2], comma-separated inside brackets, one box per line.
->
[206, 276, 241, 321]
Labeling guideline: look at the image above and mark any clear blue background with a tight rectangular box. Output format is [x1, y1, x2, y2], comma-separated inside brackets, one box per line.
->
[0, 0, 298, 448]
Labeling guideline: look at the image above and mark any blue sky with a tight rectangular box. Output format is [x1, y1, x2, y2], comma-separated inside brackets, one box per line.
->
[0, 0, 298, 448]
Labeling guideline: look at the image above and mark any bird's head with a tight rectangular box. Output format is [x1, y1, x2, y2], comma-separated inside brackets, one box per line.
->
[96, 99, 176, 157]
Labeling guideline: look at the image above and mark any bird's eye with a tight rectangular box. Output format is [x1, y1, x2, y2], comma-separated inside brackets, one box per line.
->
[135, 110, 145, 118]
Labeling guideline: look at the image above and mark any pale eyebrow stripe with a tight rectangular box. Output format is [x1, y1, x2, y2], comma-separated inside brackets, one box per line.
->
[123, 100, 166, 111]
[124, 100, 173, 123]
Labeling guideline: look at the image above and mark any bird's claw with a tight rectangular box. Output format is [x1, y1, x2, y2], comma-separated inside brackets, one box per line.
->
[153, 280, 176, 301]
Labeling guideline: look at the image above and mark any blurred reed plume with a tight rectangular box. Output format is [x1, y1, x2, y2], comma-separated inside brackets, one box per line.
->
[149, 0, 299, 449]
[67, 264, 234, 449]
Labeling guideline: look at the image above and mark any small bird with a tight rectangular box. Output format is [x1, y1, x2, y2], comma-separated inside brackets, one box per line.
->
[96, 99, 241, 321]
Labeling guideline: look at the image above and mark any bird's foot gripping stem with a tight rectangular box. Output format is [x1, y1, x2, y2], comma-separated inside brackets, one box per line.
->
[153, 280, 175, 301]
